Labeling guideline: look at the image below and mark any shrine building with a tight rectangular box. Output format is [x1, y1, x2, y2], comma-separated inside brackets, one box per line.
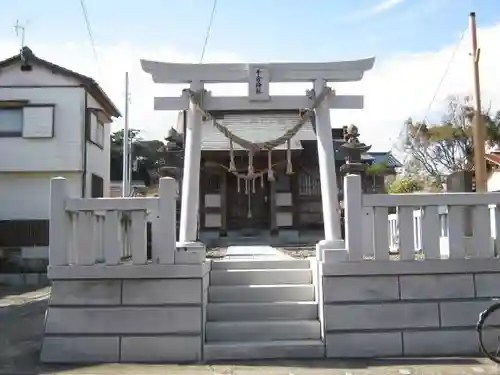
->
[156, 111, 401, 244]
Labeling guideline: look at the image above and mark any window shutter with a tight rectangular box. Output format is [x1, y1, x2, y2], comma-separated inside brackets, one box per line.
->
[22, 106, 54, 138]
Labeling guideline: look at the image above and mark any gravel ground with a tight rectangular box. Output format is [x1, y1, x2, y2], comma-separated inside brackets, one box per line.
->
[278, 247, 432, 261]
[278, 246, 316, 259]
[206, 247, 227, 259]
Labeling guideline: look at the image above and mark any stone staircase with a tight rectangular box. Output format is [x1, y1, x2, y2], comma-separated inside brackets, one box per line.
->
[204, 259, 324, 361]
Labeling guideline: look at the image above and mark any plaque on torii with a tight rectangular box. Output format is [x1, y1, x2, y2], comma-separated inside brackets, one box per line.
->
[141, 57, 375, 260]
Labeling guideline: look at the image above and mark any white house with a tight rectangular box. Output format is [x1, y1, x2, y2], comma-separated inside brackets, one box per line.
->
[487, 150, 500, 192]
[0, 46, 120, 256]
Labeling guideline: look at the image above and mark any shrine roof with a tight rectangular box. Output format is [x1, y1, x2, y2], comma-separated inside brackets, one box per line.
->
[173, 111, 402, 167]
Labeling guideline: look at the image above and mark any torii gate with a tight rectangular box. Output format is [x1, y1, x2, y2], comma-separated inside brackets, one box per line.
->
[141, 58, 375, 259]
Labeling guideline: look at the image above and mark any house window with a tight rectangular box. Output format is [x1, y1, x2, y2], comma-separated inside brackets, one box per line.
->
[91, 174, 104, 198]
[89, 112, 105, 148]
[0, 108, 23, 137]
[0, 104, 54, 138]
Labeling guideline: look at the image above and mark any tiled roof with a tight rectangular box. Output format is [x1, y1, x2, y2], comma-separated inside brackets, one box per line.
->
[200, 112, 316, 151]
[331, 142, 401, 167]
[0, 47, 121, 117]
[367, 151, 403, 168]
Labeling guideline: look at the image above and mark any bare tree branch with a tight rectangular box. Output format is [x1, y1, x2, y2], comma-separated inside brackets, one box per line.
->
[402, 96, 500, 183]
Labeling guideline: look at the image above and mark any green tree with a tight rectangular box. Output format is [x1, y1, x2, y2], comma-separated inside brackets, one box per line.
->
[110, 129, 166, 185]
[110, 128, 142, 154]
[110, 129, 141, 181]
[402, 96, 500, 186]
[387, 176, 424, 194]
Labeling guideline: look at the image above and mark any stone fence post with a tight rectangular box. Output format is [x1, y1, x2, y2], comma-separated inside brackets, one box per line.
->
[151, 177, 177, 264]
[343, 174, 363, 260]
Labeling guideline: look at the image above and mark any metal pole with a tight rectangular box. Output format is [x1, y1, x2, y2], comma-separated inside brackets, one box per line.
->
[128, 131, 133, 195]
[470, 12, 487, 192]
[122, 72, 130, 197]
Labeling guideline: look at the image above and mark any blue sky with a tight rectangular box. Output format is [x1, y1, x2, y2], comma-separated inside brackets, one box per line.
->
[1, 0, 500, 152]
[2, 0, 498, 63]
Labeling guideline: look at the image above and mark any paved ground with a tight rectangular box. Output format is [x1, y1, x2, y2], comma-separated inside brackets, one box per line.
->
[1, 285, 500, 375]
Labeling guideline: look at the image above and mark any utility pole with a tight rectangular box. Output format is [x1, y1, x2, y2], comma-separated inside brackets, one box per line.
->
[122, 72, 130, 197]
[470, 12, 487, 192]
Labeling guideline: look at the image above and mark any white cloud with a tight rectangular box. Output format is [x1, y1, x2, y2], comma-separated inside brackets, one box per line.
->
[0, 21, 499, 155]
[367, 0, 405, 15]
[332, 25, 485, 153]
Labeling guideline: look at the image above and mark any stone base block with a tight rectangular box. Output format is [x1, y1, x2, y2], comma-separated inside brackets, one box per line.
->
[403, 330, 479, 356]
[322, 249, 348, 263]
[316, 239, 347, 263]
[121, 336, 201, 362]
[175, 241, 206, 264]
[42, 266, 207, 364]
[41, 336, 119, 363]
[326, 332, 402, 358]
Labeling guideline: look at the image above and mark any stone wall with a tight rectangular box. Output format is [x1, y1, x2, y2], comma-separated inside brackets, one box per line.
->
[322, 259, 500, 357]
[41, 263, 210, 363]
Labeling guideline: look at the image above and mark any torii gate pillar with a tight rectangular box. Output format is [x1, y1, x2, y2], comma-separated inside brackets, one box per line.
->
[178, 81, 204, 245]
[313, 79, 345, 260]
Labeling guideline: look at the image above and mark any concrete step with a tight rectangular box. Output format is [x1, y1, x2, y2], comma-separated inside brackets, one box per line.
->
[211, 259, 310, 270]
[210, 268, 312, 286]
[207, 301, 318, 321]
[204, 340, 325, 361]
[208, 284, 315, 303]
[205, 320, 321, 342]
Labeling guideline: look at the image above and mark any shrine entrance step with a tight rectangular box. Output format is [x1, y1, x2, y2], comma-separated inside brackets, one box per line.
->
[204, 257, 324, 361]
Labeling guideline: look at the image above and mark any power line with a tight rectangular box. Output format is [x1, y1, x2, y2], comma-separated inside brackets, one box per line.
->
[392, 28, 468, 162]
[412, 29, 468, 139]
[78, 0, 100, 70]
[199, 0, 218, 63]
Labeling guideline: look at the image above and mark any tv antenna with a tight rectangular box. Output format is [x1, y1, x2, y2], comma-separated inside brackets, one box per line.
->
[13, 20, 27, 49]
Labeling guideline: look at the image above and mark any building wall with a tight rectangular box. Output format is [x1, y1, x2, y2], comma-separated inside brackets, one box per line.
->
[0, 60, 115, 258]
[0, 61, 114, 199]
[85, 92, 111, 197]
[322, 260, 499, 357]
[0, 172, 81, 220]
[488, 170, 500, 191]
[0, 62, 85, 172]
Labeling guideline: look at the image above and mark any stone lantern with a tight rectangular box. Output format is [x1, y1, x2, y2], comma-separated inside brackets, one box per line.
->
[340, 124, 372, 175]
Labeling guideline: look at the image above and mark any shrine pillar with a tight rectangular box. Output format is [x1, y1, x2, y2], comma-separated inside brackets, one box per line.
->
[179, 81, 204, 244]
[313, 79, 345, 261]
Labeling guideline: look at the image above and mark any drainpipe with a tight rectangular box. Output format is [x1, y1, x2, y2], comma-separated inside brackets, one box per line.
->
[81, 89, 88, 198]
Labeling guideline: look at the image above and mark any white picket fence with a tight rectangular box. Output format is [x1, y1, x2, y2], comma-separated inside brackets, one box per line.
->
[344, 174, 500, 260]
[388, 206, 498, 257]
[49, 177, 177, 267]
